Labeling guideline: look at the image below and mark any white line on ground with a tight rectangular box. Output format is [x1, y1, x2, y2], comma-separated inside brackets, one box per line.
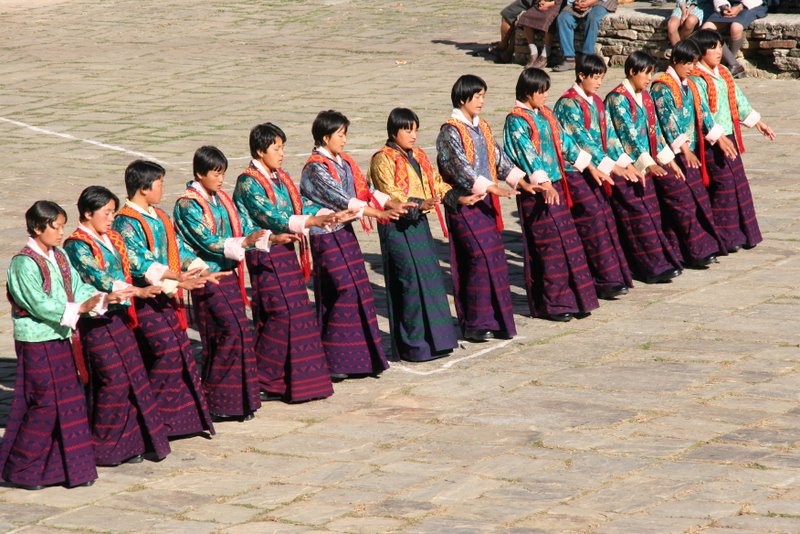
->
[392, 337, 522, 376]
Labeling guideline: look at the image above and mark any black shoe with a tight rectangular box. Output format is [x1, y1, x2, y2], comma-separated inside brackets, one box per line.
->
[11, 482, 47, 490]
[685, 254, 717, 269]
[742, 243, 757, 250]
[727, 244, 742, 253]
[331, 373, 348, 382]
[492, 330, 514, 340]
[70, 479, 95, 488]
[211, 412, 237, 422]
[597, 285, 628, 300]
[259, 391, 283, 402]
[464, 329, 493, 342]
[545, 313, 573, 322]
[243, 413, 255, 421]
[644, 268, 681, 284]
[125, 455, 144, 464]
[574, 311, 592, 319]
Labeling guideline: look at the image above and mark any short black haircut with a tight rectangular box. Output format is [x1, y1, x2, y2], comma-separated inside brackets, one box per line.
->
[249, 122, 287, 159]
[77, 186, 119, 222]
[193, 145, 228, 180]
[311, 110, 349, 147]
[450, 74, 488, 109]
[691, 29, 724, 56]
[124, 160, 165, 199]
[387, 107, 420, 141]
[515, 67, 551, 102]
[624, 51, 656, 78]
[671, 39, 701, 65]
[576, 54, 607, 83]
[26, 200, 67, 237]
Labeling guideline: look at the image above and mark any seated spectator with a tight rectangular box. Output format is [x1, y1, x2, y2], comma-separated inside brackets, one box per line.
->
[518, 0, 565, 68]
[702, 0, 768, 76]
[667, 0, 713, 49]
[552, 0, 618, 72]
[490, 0, 538, 63]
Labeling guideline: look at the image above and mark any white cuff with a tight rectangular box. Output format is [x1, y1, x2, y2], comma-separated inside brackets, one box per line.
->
[531, 170, 551, 184]
[504, 167, 526, 189]
[597, 156, 616, 176]
[471, 175, 494, 195]
[572, 150, 592, 172]
[741, 0, 761, 9]
[316, 208, 334, 216]
[161, 279, 179, 297]
[144, 262, 169, 285]
[187, 257, 209, 272]
[255, 231, 272, 252]
[223, 237, 247, 261]
[92, 293, 108, 316]
[706, 124, 725, 144]
[112, 280, 133, 306]
[60, 301, 82, 330]
[742, 110, 760, 128]
[371, 190, 391, 209]
[656, 146, 676, 166]
[289, 214, 311, 235]
[348, 198, 368, 212]
[670, 134, 689, 155]
[634, 152, 658, 174]
[615, 153, 634, 169]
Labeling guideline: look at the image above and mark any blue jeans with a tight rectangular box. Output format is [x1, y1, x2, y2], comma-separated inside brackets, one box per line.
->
[557, 5, 609, 59]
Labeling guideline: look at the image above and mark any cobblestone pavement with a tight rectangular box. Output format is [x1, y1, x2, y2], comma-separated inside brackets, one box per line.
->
[0, 1, 799, 532]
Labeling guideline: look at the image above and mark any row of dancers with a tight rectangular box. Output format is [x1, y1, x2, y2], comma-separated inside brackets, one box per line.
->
[0, 30, 773, 490]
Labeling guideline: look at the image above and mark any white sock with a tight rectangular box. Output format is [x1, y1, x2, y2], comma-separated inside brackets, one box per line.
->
[542, 44, 550, 58]
[528, 43, 539, 57]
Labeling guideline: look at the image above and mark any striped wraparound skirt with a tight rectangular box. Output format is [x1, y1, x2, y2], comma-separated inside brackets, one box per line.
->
[310, 224, 389, 376]
[0, 339, 97, 487]
[378, 215, 458, 362]
[518, 180, 599, 317]
[247, 245, 333, 401]
[79, 309, 170, 465]
[192, 272, 262, 415]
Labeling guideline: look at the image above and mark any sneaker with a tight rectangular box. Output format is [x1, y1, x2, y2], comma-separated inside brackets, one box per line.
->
[551, 59, 576, 72]
[529, 55, 548, 69]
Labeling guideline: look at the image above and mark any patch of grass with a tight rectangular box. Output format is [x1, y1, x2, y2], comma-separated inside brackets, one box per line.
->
[745, 462, 769, 470]
[640, 341, 652, 350]
[530, 439, 545, 448]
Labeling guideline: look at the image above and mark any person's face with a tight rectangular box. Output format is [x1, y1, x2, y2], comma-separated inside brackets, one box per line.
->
[142, 177, 164, 205]
[196, 169, 225, 194]
[528, 89, 548, 109]
[579, 72, 604, 95]
[259, 138, 285, 172]
[461, 89, 486, 118]
[393, 123, 418, 151]
[36, 214, 66, 249]
[629, 68, 653, 92]
[702, 42, 723, 68]
[85, 200, 116, 235]
[672, 61, 696, 80]
[323, 126, 347, 156]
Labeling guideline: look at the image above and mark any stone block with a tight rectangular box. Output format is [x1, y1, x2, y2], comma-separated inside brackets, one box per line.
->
[759, 39, 798, 48]
[615, 29, 638, 40]
[612, 19, 629, 30]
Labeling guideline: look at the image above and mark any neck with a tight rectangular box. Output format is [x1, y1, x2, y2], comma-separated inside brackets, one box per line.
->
[34, 237, 51, 253]
[82, 221, 104, 236]
[701, 59, 715, 70]
[460, 108, 474, 122]
[195, 181, 215, 196]
[627, 79, 642, 94]
[257, 158, 277, 174]
[580, 84, 595, 96]
[130, 195, 152, 211]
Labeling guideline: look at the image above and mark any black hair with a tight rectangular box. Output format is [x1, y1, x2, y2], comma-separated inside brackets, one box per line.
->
[450, 74, 488, 109]
[311, 110, 349, 147]
[624, 51, 656, 78]
[124, 159, 165, 199]
[249, 122, 287, 159]
[77, 186, 120, 222]
[671, 39, 701, 65]
[25, 200, 67, 237]
[691, 29, 724, 56]
[386, 107, 420, 141]
[576, 54, 607, 83]
[515, 67, 551, 101]
[193, 145, 228, 180]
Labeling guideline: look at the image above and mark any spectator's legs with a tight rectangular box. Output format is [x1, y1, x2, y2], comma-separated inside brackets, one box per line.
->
[581, 5, 609, 56]
[500, 18, 515, 50]
[680, 15, 700, 40]
[727, 22, 746, 75]
[556, 11, 577, 59]
[667, 16, 682, 47]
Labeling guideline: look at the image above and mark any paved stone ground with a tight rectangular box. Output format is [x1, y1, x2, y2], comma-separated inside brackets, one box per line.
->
[0, 1, 799, 532]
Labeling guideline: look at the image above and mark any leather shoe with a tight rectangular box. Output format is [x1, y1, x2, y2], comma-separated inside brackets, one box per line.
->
[71, 479, 95, 488]
[685, 254, 717, 269]
[727, 244, 742, 253]
[464, 329, 493, 342]
[243, 413, 255, 421]
[742, 243, 757, 250]
[597, 285, 628, 300]
[260, 391, 283, 402]
[644, 268, 681, 284]
[492, 330, 514, 340]
[546, 313, 573, 322]
[331, 373, 348, 382]
[574, 311, 592, 319]
[11, 482, 47, 490]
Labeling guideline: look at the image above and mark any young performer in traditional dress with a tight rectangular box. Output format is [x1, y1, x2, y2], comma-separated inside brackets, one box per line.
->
[553, 54, 638, 300]
[173, 146, 266, 420]
[300, 110, 406, 380]
[689, 29, 775, 252]
[436, 75, 527, 339]
[504, 68, 602, 322]
[604, 52, 685, 283]
[113, 160, 220, 438]
[64, 186, 171, 466]
[2, 201, 108, 489]
[650, 40, 736, 267]
[234, 124, 335, 400]
[368, 108, 459, 361]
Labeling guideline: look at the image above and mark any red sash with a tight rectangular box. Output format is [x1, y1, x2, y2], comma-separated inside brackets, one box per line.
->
[178, 187, 250, 304]
[242, 165, 313, 280]
[8, 246, 89, 385]
[443, 117, 504, 230]
[374, 145, 449, 238]
[508, 106, 573, 208]
[561, 88, 612, 196]
[65, 228, 139, 328]
[691, 64, 745, 154]
[116, 205, 188, 329]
